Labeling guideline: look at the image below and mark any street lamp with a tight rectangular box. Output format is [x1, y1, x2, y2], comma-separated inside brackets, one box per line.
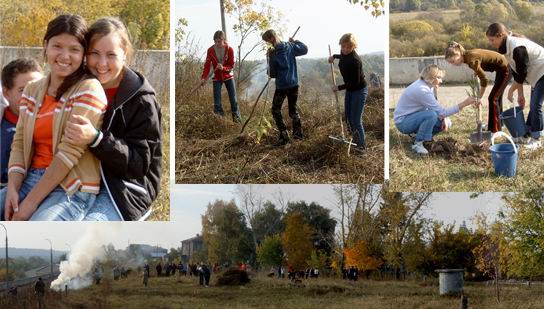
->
[45, 239, 53, 279]
[0, 223, 8, 290]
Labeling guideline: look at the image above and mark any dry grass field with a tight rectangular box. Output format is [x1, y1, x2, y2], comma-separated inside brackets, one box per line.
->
[2, 274, 540, 308]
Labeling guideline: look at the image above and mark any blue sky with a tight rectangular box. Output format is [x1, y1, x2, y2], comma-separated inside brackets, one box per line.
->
[175, 0, 386, 59]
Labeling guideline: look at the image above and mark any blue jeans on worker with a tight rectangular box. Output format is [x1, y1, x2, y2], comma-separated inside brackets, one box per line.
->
[0, 168, 96, 221]
[213, 78, 241, 120]
[81, 184, 123, 221]
[395, 110, 443, 142]
[345, 87, 368, 147]
[527, 77, 544, 139]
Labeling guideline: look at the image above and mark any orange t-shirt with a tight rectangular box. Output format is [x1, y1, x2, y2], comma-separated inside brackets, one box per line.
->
[31, 95, 56, 169]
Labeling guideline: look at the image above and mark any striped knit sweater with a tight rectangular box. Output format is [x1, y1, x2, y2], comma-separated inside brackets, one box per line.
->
[8, 74, 107, 195]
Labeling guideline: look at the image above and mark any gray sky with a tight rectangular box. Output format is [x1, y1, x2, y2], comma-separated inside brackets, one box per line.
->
[176, 0, 386, 59]
[170, 185, 504, 238]
[0, 187, 503, 251]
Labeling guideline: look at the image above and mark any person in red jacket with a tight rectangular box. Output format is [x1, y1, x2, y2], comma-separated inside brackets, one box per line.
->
[200, 30, 241, 123]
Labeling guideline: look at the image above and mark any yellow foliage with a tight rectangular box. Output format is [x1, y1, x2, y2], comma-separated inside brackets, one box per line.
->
[281, 213, 314, 270]
[344, 240, 382, 271]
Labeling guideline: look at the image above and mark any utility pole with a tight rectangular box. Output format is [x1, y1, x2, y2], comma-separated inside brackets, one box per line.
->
[0, 224, 8, 290]
[220, 0, 227, 40]
[45, 239, 53, 279]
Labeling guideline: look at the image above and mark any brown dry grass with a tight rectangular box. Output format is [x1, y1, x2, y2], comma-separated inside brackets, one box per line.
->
[175, 83, 384, 184]
[148, 89, 170, 221]
[3, 274, 542, 308]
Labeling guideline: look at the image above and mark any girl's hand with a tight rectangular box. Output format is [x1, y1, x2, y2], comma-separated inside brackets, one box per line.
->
[4, 187, 19, 221]
[507, 85, 515, 103]
[518, 95, 526, 109]
[507, 82, 522, 103]
[11, 199, 37, 221]
[65, 114, 98, 146]
[200, 79, 206, 86]
[328, 56, 334, 64]
[332, 85, 339, 92]
[216, 64, 223, 71]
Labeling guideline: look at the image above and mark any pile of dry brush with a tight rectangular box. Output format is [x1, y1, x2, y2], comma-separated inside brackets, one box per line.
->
[175, 57, 384, 184]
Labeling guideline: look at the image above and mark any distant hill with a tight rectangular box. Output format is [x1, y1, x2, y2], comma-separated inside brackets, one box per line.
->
[6, 248, 65, 260]
[243, 53, 384, 99]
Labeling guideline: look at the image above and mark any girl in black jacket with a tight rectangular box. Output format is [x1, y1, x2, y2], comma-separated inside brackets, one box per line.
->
[328, 33, 368, 150]
[64, 18, 162, 220]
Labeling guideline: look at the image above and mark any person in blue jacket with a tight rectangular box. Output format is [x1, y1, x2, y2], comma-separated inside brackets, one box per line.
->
[262, 29, 308, 145]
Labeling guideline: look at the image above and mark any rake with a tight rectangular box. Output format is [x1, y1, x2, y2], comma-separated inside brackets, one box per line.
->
[327, 45, 362, 153]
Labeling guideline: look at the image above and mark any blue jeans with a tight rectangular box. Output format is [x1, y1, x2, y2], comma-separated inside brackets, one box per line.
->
[213, 79, 241, 120]
[527, 77, 544, 138]
[82, 185, 122, 221]
[395, 110, 443, 142]
[345, 87, 368, 147]
[0, 169, 96, 221]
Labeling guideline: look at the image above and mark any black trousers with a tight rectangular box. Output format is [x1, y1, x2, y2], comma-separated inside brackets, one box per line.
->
[271, 85, 302, 134]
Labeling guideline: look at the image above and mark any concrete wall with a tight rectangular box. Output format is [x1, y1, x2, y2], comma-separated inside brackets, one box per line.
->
[390, 56, 495, 86]
[0, 47, 169, 100]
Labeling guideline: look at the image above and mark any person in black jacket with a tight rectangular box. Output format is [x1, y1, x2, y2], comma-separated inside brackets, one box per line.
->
[64, 17, 161, 221]
[35, 277, 45, 309]
[328, 33, 368, 150]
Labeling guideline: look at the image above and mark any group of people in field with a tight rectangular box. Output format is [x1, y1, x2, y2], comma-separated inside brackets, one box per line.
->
[394, 22, 544, 155]
[141, 261, 215, 287]
[199, 29, 370, 151]
[0, 14, 162, 221]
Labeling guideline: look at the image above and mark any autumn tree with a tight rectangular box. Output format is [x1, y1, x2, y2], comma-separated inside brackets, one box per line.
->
[257, 234, 283, 269]
[120, 0, 169, 49]
[282, 212, 314, 270]
[1, 0, 169, 49]
[347, 0, 386, 17]
[252, 202, 285, 244]
[344, 240, 383, 276]
[473, 213, 510, 302]
[380, 190, 432, 279]
[285, 201, 336, 255]
[224, 0, 281, 94]
[201, 200, 255, 266]
[307, 250, 328, 273]
[333, 184, 383, 272]
[502, 191, 544, 282]
[236, 184, 265, 250]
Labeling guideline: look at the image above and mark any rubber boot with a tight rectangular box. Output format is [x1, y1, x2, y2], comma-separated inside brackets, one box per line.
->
[275, 130, 290, 146]
[292, 118, 304, 140]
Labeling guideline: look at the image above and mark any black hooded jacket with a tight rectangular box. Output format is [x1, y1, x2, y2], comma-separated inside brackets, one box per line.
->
[91, 67, 162, 220]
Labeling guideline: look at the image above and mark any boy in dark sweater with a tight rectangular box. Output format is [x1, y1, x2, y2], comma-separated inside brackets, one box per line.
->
[328, 33, 368, 149]
[0, 58, 42, 187]
[262, 29, 308, 145]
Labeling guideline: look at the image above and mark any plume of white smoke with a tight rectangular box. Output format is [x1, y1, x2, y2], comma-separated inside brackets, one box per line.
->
[51, 223, 121, 291]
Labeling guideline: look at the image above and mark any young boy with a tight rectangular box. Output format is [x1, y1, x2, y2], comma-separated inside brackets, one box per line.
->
[262, 29, 308, 145]
[0, 58, 43, 187]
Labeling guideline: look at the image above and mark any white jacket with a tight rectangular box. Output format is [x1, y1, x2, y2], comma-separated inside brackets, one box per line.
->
[505, 36, 544, 87]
